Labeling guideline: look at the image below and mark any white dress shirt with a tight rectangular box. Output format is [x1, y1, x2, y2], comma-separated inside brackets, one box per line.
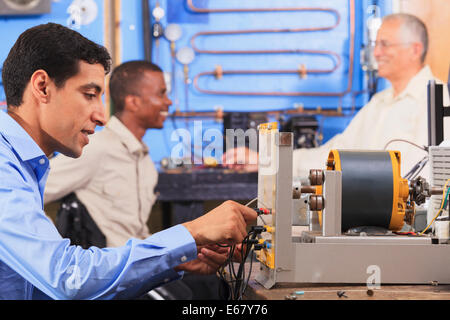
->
[293, 65, 450, 181]
[44, 116, 158, 247]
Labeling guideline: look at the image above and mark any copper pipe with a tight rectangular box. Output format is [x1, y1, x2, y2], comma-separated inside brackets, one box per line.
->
[191, 28, 341, 54]
[190, 6, 340, 54]
[170, 107, 344, 119]
[171, 111, 218, 118]
[190, 48, 342, 76]
[189, 7, 340, 64]
[266, 108, 343, 117]
[192, 0, 355, 97]
[187, 0, 339, 15]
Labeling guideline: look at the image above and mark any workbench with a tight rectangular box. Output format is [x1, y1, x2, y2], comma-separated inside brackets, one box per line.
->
[243, 262, 450, 300]
[155, 168, 258, 227]
[245, 281, 450, 300]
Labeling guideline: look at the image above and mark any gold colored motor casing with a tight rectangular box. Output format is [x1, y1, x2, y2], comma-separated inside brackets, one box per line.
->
[387, 151, 410, 230]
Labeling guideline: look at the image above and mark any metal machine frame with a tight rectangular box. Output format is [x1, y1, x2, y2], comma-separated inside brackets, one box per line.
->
[255, 127, 450, 289]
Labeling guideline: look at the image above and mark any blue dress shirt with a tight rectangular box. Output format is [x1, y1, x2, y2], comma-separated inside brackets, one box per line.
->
[0, 111, 197, 299]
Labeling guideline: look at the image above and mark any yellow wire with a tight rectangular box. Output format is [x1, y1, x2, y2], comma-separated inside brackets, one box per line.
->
[419, 178, 450, 235]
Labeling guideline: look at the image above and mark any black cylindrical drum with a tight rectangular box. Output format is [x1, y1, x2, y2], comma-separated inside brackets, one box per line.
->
[332, 151, 394, 232]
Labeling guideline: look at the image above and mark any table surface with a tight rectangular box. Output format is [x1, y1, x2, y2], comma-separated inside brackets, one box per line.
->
[243, 263, 450, 300]
[156, 168, 258, 201]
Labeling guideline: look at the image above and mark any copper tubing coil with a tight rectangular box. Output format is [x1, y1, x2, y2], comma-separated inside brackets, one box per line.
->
[190, 8, 340, 54]
[190, 26, 342, 54]
[187, 0, 339, 15]
[190, 48, 342, 77]
[191, 0, 355, 97]
[193, 48, 342, 84]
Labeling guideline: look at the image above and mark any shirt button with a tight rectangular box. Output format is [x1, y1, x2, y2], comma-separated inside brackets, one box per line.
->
[164, 278, 170, 283]
[180, 256, 187, 262]
[39, 158, 45, 165]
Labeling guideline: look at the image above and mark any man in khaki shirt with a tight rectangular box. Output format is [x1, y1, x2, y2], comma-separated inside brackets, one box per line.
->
[44, 61, 169, 247]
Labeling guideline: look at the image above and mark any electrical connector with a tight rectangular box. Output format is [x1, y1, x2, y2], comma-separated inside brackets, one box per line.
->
[244, 238, 260, 245]
[250, 225, 266, 234]
[255, 208, 272, 215]
[253, 240, 272, 250]
[254, 244, 264, 251]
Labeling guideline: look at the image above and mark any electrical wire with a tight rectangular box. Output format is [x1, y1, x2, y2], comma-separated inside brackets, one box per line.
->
[217, 197, 273, 300]
[419, 178, 450, 235]
[244, 197, 258, 207]
[403, 155, 428, 180]
[383, 139, 429, 180]
[410, 157, 429, 180]
[383, 138, 428, 152]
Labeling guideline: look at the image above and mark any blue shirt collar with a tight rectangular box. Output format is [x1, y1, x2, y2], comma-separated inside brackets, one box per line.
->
[0, 110, 46, 162]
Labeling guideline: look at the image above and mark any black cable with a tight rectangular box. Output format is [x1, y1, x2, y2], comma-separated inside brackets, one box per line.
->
[240, 249, 255, 300]
[232, 230, 259, 299]
[403, 156, 428, 180]
[410, 158, 429, 180]
[217, 208, 270, 300]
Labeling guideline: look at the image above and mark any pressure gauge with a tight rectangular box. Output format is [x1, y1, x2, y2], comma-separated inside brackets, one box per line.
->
[176, 47, 195, 65]
[164, 23, 182, 42]
[67, 0, 98, 27]
[152, 6, 165, 21]
[152, 22, 164, 38]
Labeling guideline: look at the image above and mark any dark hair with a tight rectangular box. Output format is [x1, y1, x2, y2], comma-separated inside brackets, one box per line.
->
[109, 60, 163, 115]
[2, 23, 111, 107]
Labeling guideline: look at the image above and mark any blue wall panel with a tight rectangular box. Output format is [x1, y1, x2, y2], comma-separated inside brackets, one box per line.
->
[133, 0, 391, 167]
[0, 0, 105, 102]
[0, 0, 392, 170]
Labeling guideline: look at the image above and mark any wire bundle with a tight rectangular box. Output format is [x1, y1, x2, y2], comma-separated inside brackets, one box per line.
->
[403, 155, 429, 180]
[383, 138, 429, 180]
[217, 226, 265, 300]
[419, 178, 450, 235]
[217, 197, 270, 300]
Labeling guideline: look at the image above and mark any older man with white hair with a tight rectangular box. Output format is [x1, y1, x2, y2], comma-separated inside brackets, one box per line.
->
[292, 13, 449, 180]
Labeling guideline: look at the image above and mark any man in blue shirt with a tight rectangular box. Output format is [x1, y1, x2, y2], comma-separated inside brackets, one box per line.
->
[0, 23, 256, 299]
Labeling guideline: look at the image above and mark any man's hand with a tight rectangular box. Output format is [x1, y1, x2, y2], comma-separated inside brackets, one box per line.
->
[222, 146, 258, 172]
[182, 200, 257, 246]
[175, 244, 229, 275]
[229, 243, 247, 263]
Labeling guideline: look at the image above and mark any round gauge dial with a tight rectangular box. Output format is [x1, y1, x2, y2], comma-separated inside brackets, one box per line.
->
[176, 47, 195, 65]
[164, 23, 182, 42]
[152, 6, 165, 20]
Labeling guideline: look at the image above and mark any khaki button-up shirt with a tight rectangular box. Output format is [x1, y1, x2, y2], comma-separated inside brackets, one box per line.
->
[44, 116, 158, 247]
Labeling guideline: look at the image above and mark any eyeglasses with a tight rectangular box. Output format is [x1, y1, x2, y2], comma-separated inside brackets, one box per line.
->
[374, 40, 412, 49]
